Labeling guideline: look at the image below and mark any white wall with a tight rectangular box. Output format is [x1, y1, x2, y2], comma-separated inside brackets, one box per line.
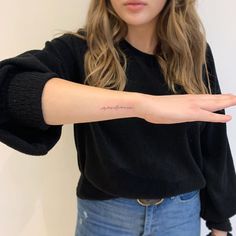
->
[0, 0, 235, 235]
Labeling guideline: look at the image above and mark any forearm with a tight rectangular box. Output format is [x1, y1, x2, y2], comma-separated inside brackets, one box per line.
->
[42, 78, 142, 125]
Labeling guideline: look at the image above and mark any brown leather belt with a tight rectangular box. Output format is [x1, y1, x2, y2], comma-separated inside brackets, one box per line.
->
[137, 198, 164, 206]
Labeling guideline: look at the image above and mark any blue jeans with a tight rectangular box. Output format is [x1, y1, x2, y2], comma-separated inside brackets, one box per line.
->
[75, 189, 201, 236]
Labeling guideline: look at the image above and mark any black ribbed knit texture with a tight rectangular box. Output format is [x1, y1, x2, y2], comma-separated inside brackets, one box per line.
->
[206, 218, 232, 232]
[7, 71, 58, 131]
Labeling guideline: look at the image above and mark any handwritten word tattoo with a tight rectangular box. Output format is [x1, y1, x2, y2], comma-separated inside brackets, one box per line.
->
[101, 105, 133, 111]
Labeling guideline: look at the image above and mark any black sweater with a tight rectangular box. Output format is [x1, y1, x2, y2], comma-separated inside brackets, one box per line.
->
[0, 33, 235, 232]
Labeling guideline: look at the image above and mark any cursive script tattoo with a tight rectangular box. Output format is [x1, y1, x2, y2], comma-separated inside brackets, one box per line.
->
[101, 105, 133, 111]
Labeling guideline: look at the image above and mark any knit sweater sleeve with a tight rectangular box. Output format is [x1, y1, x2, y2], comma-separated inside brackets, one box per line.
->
[0, 33, 82, 155]
[199, 43, 236, 232]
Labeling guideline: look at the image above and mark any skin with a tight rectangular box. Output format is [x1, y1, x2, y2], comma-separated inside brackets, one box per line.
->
[110, 0, 167, 54]
[110, 0, 229, 235]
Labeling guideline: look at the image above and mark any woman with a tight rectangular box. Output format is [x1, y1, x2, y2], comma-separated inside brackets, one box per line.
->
[0, 0, 235, 235]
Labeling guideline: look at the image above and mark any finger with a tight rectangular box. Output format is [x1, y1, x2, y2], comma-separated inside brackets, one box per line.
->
[189, 93, 236, 101]
[195, 109, 232, 123]
[198, 97, 236, 112]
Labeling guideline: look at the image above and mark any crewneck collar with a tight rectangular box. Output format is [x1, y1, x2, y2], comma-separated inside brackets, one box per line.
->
[118, 38, 157, 62]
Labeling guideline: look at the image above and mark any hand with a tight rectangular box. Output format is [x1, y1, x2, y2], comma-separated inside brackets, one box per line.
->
[211, 228, 228, 236]
[137, 93, 236, 124]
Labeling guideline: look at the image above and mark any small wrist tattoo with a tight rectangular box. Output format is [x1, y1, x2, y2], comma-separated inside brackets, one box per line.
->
[101, 105, 133, 111]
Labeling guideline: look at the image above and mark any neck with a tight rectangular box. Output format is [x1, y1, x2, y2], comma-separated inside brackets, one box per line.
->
[125, 21, 158, 54]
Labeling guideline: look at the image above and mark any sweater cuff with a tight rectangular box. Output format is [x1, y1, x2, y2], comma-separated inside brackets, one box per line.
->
[206, 233, 233, 236]
[206, 218, 232, 232]
[7, 71, 59, 130]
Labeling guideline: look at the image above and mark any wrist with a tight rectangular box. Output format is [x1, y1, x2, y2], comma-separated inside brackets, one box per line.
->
[211, 229, 231, 236]
[132, 92, 151, 119]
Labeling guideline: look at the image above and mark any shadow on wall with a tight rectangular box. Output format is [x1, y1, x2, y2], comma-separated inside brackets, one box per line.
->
[0, 125, 80, 236]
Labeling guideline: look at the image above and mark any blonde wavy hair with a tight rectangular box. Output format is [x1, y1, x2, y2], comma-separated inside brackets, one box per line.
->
[66, 0, 212, 94]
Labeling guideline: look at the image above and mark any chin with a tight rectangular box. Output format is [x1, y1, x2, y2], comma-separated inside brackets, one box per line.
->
[123, 16, 152, 26]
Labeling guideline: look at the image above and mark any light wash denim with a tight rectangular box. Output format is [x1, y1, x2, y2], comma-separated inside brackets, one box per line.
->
[75, 189, 201, 236]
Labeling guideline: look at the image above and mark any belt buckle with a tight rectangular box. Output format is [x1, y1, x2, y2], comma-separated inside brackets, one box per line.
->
[137, 198, 164, 206]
